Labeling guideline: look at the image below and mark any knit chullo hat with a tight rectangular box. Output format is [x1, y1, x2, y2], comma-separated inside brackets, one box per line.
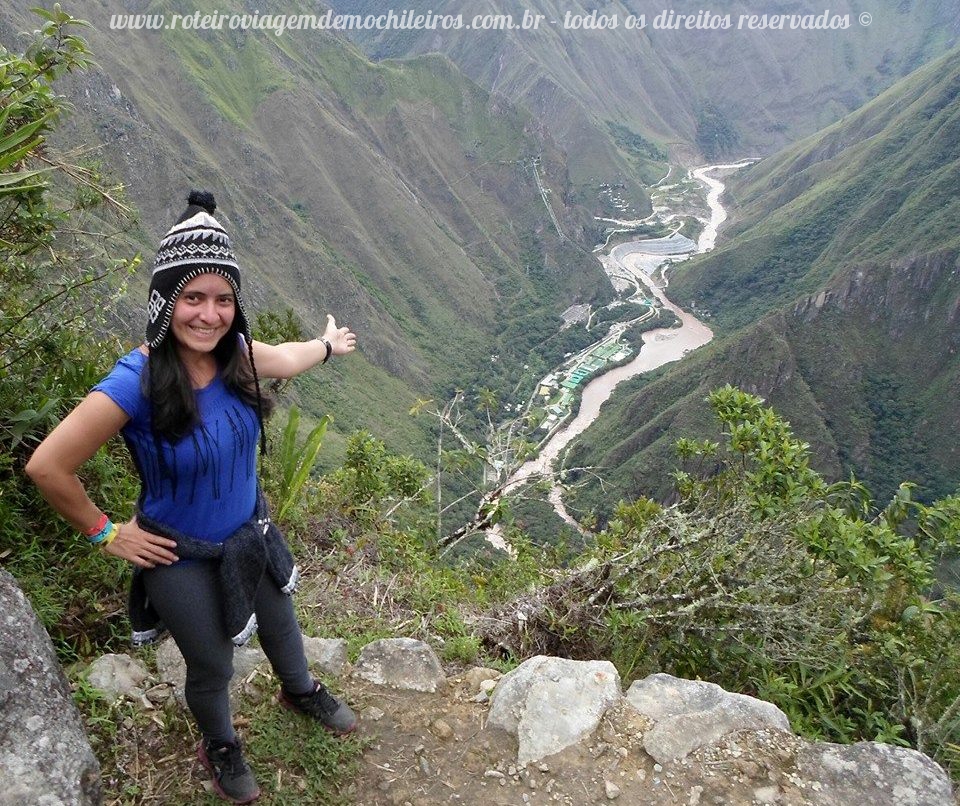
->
[146, 190, 268, 454]
[146, 190, 251, 348]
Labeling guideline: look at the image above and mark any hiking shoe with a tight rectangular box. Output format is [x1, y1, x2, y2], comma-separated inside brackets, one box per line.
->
[278, 679, 358, 735]
[197, 738, 260, 804]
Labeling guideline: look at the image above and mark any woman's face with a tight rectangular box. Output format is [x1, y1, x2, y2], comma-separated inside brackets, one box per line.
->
[171, 273, 235, 356]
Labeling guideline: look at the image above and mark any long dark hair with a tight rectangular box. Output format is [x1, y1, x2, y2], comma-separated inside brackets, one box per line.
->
[143, 328, 274, 444]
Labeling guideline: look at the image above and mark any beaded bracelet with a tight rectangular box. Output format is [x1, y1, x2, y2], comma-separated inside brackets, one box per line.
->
[320, 337, 332, 364]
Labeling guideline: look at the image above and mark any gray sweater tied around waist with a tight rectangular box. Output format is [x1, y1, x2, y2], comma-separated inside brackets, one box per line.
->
[128, 491, 300, 647]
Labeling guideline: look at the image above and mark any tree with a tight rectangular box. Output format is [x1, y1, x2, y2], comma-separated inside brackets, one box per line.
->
[1, 6, 139, 653]
[1, 5, 135, 448]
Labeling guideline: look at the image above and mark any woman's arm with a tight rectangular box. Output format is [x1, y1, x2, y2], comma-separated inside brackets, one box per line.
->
[25, 392, 179, 568]
[250, 313, 357, 379]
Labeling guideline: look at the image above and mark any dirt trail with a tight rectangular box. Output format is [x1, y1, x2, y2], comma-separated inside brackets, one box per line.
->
[347, 673, 809, 806]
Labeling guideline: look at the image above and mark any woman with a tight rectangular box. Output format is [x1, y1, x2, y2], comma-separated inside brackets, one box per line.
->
[26, 191, 357, 804]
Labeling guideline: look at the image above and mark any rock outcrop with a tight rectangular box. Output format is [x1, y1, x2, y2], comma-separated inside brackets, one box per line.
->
[302, 635, 349, 677]
[487, 655, 622, 766]
[472, 656, 954, 806]
[353, 637, 446, 693]
[85, 653, 150, 701]
[796, 741, 956, 806]
[22, 620, 959, 805]
[0, 570, 101, 806]
[626, 672, 791, 763]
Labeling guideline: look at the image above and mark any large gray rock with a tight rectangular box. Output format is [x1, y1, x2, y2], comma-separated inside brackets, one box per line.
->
[154, 636, 187, 705]
[626, 672, 791, 763]
[0, 569, 101, 805]
[86, 653, 150, 701]
[487, 655, 622, 766]
[796, 740, 954, 805]
[155, 636, 266, 708]
[353, 638, 445, 693]
[302, 636, 349, 677]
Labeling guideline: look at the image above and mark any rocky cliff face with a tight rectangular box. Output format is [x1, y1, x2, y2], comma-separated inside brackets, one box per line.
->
[782, 249, 960, 499]
[795, 250, 960, 338]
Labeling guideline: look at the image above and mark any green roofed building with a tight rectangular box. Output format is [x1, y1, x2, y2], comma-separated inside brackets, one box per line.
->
[595, 343, 623, 360]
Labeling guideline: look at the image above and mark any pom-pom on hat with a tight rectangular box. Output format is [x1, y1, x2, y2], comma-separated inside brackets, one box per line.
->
[145, 190, 251, 348]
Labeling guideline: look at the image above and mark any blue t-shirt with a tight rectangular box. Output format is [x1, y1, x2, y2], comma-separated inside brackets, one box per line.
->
[93, 349, 259, 543]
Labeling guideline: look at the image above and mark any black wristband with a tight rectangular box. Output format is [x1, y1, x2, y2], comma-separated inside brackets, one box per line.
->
[320, 337, 332, 363]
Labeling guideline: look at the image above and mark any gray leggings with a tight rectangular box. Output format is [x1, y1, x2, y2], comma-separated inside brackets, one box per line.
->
[143, 560, 313, 743]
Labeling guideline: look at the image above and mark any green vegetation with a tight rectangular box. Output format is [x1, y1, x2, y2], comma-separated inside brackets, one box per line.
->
[508, 494, 584, 559]
[676, 215, 704, 243]
[621, 308, 680, 353]
[695, 103, 740, 160]
[860, 373, 931, 502]
[606, 122, 667, 163]
[244, 688, 365, 805]
[0, 7, 140, 660]
[491, 387, 960, 773]
[590, 302, 648, 328]
[605, 121, 669, 185]
[577, 47, 960, 511]
[601, 221, 672, 240]
[6, 8, 960, 803]
[162, 20, 293, 128]
[273, 406, 331, 521]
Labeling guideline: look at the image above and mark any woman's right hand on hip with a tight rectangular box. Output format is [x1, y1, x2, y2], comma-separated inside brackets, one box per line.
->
[104, 519, 179, 568]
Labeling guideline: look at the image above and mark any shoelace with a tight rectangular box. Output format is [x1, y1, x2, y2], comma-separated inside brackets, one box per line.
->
[225, 744, 248, 774]
[293, 683, 338, 715]
[315, 686, 339, 714]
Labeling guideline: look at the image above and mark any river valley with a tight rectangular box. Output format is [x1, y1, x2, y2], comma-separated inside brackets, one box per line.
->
[485, 161, 752, 550]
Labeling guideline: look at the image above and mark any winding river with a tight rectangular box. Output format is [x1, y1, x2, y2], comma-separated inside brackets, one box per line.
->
[486, 162, 750, 546]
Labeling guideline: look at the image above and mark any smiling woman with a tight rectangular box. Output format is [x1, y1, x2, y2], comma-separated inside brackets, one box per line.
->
[25, 190, 358, 804]
[171, 275, 237, 367]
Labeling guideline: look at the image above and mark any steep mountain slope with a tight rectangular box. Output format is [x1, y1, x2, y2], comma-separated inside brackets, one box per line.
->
[569, 46, 960, 509]
[0, 3, 609, 457]
[334, 0, 960, 202]
[672, 47, 960, 327]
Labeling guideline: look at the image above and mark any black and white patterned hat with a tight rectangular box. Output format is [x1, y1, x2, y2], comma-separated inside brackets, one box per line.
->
[145, 190, 251, 348]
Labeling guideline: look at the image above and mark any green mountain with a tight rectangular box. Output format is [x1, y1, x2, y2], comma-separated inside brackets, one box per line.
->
[333, 0, 960, 208]
[0, 2, 609, 459]
[5, 1, 958, 508]
[569, 46, 960, 511]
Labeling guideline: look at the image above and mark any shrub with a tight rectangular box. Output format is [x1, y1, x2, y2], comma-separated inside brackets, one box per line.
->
[1, 8, 139, 658]
[477, 386, 960, 777]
